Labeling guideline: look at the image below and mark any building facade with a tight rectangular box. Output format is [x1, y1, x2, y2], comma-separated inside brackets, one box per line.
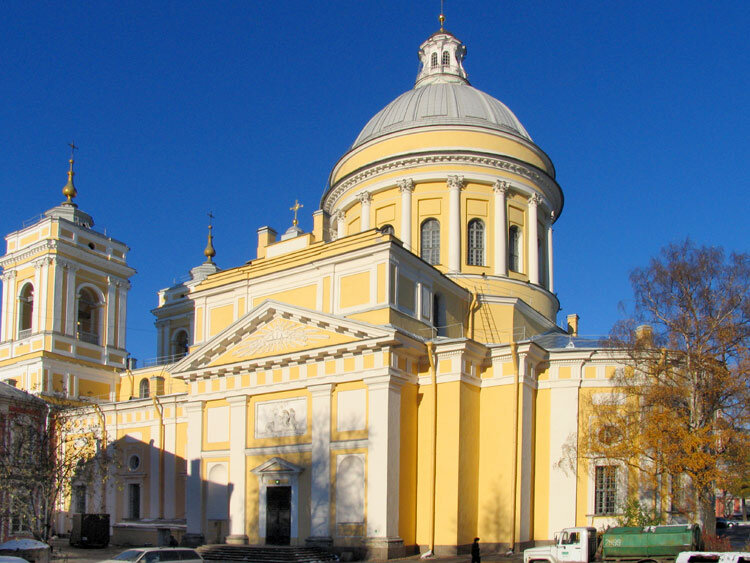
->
[0, 22, 640, 557]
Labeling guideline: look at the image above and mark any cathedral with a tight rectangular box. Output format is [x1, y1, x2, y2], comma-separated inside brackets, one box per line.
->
[0, 17, 630, 558]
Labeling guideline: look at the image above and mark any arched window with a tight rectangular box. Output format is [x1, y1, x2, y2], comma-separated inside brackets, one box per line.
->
[509, 225, 523, 272]
[431, 52, 438, 68]
[18, 283, 34, 338]
[139, 378, 150, 399]
[172, 330, 189, 360]
[420, 219, 440, 265]
[441, 50, 450, 65]
[77, 287, 101, 345]
[467, 219, 485, 266]
[379, 224, 394, 236]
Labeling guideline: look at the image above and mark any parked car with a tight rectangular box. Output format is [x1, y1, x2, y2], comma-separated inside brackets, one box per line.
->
[676, 552, 750, 563]
[100, 548, 203, 562]
[717, 517, 738, 529]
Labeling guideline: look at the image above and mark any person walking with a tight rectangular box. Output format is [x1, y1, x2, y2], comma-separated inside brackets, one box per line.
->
[471, 537, 481, 563]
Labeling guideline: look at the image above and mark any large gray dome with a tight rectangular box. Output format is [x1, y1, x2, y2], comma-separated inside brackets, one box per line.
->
[351, 82, 532, 149]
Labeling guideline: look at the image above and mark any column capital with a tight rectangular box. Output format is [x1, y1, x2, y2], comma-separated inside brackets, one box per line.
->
[493, 179, 511, 195]
[331, 209, 345, 222]
[3, 270, 17, 281]
[447, 175, 464, 191]
[185, 401, 203, 414]
[226, 395, 247, 406]
[364, 374, 404, 391]
[528, 193, 542, 208]
[397, 178, 414, 193]
[308, 383, 333, 397]
[357, 191, 372, 205]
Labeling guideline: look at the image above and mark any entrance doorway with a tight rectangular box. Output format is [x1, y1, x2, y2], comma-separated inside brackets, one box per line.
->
[265, 486, 291, 545]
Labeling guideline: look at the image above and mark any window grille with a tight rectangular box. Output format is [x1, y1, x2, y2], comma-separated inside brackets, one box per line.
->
[420, 219, 440, 265]
[468, 219, 485, 266]
[595, 465, 618, 515]
[431, 52, 438, 68]
[442, 51, 450, 65]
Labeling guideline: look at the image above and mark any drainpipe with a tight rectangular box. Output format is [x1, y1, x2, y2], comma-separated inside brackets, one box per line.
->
[152, 395, 165, 519]
[92, 403, 108, 512]
[509, 341, 520, 552]
[425, 341, 438, 557]
[126, 368, 135, 400]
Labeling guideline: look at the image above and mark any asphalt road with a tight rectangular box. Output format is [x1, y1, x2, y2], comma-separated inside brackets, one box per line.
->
[717, 523, 750, 551]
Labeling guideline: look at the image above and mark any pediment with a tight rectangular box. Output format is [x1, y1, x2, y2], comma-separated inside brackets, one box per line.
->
[171, 300, 394, 375]
[251, 456, 303, 475]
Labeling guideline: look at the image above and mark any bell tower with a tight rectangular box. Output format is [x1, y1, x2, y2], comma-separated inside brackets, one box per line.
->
[0, 148, 135, 401]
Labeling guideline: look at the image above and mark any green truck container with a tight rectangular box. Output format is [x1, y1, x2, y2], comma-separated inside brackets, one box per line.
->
[602, 525, 703, 562]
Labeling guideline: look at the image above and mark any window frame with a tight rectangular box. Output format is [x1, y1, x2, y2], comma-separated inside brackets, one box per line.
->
[76, 286, 103, 345]
[509, 225, 523, 273]
[17, 282, 34, 338]
[594, 465, 618, 515]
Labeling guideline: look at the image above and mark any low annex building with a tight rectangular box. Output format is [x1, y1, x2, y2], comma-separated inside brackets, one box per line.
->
[0, 17, 636, 558]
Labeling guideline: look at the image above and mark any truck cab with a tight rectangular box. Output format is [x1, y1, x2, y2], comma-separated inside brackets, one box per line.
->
[524, 527, 598, 563]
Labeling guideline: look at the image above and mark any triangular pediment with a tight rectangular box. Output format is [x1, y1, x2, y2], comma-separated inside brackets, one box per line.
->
[251, 456, 304, 475]
[171, 300, 394, 376]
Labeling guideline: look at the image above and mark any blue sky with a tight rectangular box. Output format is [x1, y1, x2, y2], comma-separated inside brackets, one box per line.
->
[2, 1, 748, 362]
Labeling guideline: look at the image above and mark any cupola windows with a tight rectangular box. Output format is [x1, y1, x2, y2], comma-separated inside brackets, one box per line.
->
[467, 219, 485, 266]
[431, 52, 438, 68]
[139, 378, 150, 399]
[442, 50, 450, 65]
[17, 283, 34, 339]
[76, 287, 101, 345]
[509, 225, 523, 273]
[420, 219, 440, 265]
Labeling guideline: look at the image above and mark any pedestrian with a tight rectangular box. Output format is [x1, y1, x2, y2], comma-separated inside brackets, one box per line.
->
[472, 537, 481, 563]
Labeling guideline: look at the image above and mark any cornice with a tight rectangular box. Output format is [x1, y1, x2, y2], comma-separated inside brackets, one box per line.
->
[323, 150, 563, 215]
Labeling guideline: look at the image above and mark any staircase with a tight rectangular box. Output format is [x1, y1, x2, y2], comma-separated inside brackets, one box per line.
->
[198, 544, 339, 562]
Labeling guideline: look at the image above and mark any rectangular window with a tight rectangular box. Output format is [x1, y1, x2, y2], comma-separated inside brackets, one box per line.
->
[74, 484, 86, 513]
[128, 483, 140, 520]
[595, 465, 617, 515]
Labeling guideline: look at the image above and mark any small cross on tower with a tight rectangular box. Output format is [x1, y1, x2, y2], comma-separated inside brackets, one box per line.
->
[290, 200, 303, 227]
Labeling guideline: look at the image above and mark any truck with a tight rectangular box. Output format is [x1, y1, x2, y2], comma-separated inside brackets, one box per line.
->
[524, 524, 703, 563]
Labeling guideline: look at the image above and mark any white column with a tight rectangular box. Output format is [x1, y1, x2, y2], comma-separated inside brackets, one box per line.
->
[358, 192, 372, 231]
[227, 395, 248, 543]
[65, 265, 77, 336]
[32, 261, 42, 332]
[528, 194, 540, 285]
[398, 179, 414, 251]
[493, 180, 509, 276]
[117, 284, 128, 350]
[4, 271, 17, 340]
[185, 402, 204, 538]
[39, 258, 50, 332]
[547, 212, 555, 293]
[365, 375, 401, 540]
[106, 277, 117, 348]
[309, 383, 333, 539]
[447, 175, 464, 272]
[334, 211, 346, 240]
[52, 261, 64, 333]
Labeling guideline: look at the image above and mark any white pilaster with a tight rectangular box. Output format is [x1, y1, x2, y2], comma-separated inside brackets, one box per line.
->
[149, 419, 161, 518]
[52, 261, 64, 333]
[493, 180, 509, 276]
[398, 179, 414, 251]
[547, 214, 555, 293]
[65, 265, 77, 336]
[106, 278, 117, 348]
[5, 271, 17, 340]
[0, 271, 13, 341]
[186, 402, 204, 537]
[358, 192, 372, 231]
[365, 375, 401, 539]
[309, 383, 333, 539]
[447, 175, 463, 272]
[227, 395, 248, 542]
[163, 418, 177, 519]
[528, 195, 540, 285]
[117, 284, 128, 349]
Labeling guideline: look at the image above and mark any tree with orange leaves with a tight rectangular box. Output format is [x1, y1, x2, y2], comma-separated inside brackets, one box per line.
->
[579, 240, 750, 535]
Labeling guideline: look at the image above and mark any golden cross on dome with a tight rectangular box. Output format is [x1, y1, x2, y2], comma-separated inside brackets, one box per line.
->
[439, 0, 445, 31]
[69, 141, 78, 160]
[290, 200, 303, 227]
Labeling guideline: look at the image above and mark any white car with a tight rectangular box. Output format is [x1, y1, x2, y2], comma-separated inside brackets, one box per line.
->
[100, 548, 203, 562]
[676, 552, 750, 563]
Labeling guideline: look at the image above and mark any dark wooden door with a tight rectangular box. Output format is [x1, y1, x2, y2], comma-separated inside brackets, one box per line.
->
[266, 486, 291, 545]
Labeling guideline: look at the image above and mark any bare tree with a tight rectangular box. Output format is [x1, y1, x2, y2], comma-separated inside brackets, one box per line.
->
[579, 240, 750, 535]
[0, 403, 112, 542]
